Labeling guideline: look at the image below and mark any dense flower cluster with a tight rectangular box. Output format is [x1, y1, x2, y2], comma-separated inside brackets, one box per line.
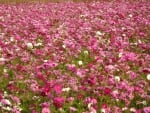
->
[0, 1, 150, 113]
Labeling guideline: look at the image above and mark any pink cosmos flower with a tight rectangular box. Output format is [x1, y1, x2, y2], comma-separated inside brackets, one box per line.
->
[43, 61, 58, 69]
[143, 107, 150, 113]
[120, 52, 137, 62]
[53, 84, 62, 95]
[105, 65, 115, 72]
[67, 97, 74, 102]
[88, 38, 99, 50]
[89, 107, 97, 113]
[42, 107, 51, 113]
[15, 35, 21, 41]
[70, 107, 77, 112]
[32, 110, 37, 113]
[12, 107, 21, 113]
[76, 69, 86, 78]
[10, 96, 20, 104]
[30, 83, 39, 92]
[66, 64, 76, 72]
[88, 76, 97, 86]
[1, 99, 11, 106]
[53, 97, 65, 108]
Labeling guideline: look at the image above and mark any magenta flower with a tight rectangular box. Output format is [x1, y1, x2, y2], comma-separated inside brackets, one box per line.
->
[104, 88, 111, 95]
[53, 97, 65, 108]
[53, 84, 62, 95]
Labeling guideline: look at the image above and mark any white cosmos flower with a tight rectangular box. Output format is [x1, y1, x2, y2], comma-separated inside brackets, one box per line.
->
[122, 107, 128, 111]
[5, 42, 9, 44]
[101, 108, 106, 113]
[3, 68, 8, 73]
[121, 27, 126, 30]
[118, 52, 123, 58]
[43, 60, 48, 63]
[4, 91, 8, 97]
[2, 106, 12, 111]
[32, 96, 40, 100]
[113, 90, 119, 94]
[128, 14, 133, 18]
[80, 14, 85, 18]
[18, 102, 21, 105]
[10, 37, 14, 42]
[147, 74, 150, 80]
[130, 108, 136, 112]
[96, 31, 103, 36]
[0, 57, 5, 62]
[62, 87, 70, 92]
[34, 42, 42, 47]
[88, 103, 92, 109]
[26, 42, 33, 49]
[84, 50, 89, 55]
[78, 60, 83, 66]
[62, 44, 66, 48]
[0, 102, 2, 107]
[122, 34, 126, 37]
[115, 76, 120, 82]
[142, 101, 147, 105]
[138, 40, 142, 44]
[116, 99, 119, 102]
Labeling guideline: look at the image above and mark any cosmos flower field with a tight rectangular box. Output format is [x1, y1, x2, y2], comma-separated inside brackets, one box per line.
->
[0, 0, 150, 113]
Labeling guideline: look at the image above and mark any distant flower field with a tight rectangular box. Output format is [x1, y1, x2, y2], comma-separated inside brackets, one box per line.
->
[0, 0, 98, 4]
[0, 0, 150, 113]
